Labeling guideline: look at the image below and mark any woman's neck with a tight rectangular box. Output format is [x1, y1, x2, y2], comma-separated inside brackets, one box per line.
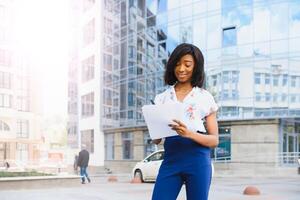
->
[175, 82, 193, 91]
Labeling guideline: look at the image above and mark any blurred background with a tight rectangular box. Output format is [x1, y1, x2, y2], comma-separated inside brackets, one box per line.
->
[0, 0, 299, 177]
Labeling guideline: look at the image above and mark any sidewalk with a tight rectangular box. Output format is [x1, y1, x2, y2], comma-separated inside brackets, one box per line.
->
[0, 175, 299, 200]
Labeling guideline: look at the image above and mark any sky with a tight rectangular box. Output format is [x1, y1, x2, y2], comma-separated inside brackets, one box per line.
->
[13, 0, 70, 117]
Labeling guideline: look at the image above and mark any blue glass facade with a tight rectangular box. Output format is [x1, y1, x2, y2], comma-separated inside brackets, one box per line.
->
[100, 0, 300, 165]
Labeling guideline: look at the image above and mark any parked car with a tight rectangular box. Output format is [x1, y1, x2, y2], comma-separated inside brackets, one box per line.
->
[132, 149, 214, 182]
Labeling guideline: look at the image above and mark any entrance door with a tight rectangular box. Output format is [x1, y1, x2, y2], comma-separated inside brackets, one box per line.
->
[283, 133, 299, 164]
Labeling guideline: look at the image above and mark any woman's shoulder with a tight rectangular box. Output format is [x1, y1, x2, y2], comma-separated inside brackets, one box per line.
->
[154, 86, 173, 104]
[194, 87, 214, 98]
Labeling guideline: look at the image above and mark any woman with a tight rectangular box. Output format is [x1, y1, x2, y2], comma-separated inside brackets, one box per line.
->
[151, 43, 219, 200]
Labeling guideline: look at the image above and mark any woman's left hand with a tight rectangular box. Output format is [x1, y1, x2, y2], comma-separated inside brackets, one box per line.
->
[169, 119, 192, 138]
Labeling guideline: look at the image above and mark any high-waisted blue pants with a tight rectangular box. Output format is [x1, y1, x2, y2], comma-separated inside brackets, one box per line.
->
[152, 136, 212, 200]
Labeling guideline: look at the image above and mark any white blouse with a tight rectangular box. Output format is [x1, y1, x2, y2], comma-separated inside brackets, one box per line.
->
[154, 85, 218, 133]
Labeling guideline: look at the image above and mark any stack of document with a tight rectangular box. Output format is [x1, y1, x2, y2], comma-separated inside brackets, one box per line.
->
[142, 102, 185, 139]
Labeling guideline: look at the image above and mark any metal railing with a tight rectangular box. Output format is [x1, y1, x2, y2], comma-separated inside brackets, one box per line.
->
[212, 152, 300, 167]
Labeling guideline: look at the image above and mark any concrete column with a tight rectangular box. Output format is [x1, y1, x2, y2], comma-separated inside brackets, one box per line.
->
[231, 119, 279, 164]
[133, 130, 144, 160]
[114, 132, 122, 160]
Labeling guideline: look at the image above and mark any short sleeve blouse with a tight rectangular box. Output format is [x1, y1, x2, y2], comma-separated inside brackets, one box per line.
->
[154, 85, 218, 133]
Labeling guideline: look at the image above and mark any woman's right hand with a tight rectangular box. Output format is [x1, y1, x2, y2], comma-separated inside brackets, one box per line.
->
[152, 138, 162, 144]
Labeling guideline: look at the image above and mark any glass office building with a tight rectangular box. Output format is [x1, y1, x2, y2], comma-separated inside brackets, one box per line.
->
[69, 0, 300, 174]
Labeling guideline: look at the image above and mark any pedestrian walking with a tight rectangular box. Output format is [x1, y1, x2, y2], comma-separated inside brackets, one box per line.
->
[77, 144, 91, 184]
[151, 43, 219, 200]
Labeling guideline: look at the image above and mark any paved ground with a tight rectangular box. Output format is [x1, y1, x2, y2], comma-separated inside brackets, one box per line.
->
[0, 176, 299, 200]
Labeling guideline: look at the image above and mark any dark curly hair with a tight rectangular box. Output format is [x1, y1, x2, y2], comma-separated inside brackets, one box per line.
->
[164, 43, 205, 88]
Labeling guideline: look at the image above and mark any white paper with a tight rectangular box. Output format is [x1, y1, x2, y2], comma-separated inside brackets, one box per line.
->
[142, 102, 185, 139]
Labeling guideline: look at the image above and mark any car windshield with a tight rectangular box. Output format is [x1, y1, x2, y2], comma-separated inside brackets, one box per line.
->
[146, 151, 164, 162]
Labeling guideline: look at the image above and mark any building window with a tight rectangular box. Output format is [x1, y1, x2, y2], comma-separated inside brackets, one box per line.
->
[81, 129, 94, 153]
[83, 18, 95, 46]
[255, 92, 261, 102]
[105, 133, 114, 160]
[128, 110, 133, 119]
[103, 89, 112, 106]
[122, 132, 133, 159]
[103, 54, 112, 71]
[128, 93, 134, 106]
[211, 75, 217, 86]
[232, 71, 239, 83]
[273, 75, 279, 86]
[0, 93, 12, 108]
[81, 92, 94, 117]
[16, 143, 28, 162]
[232, 90, 238, 100]
[265, 74, 270, 85]
[0, 120, 9, 131]
[290, 94, 296, 103]
[281, 94, 287, 102]
[222, 71, 229, 83]
[17, 96, 29, 111]
[222, 27, 236, 47]
[212, 127, 231, 161]
[104, 17, 112, 34]
[144, 131, 156, 157]
[222, 90, 229, 100]
[273, 94, 278, 103]
[0, 71, 11, 89]
[0, 49, 12, 67]
[291, 76, 296, 87]
[16, 120, 29, 138]
[254, 73, 261, 84]
[265, 93, 271, 102]
[82, 55, 94, 83]
[282, 74, 288, 86]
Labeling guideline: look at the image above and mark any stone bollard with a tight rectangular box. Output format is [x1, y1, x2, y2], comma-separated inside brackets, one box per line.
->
[107, 175, 118, 182]
[130, 176, 142, 184]
[243, 186, 261, 195]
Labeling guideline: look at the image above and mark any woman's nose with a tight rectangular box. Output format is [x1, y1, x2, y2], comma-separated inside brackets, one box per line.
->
[178, 64, 185, 71]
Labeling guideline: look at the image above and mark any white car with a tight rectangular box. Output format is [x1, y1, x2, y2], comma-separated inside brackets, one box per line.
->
[132, 149, 214, 182]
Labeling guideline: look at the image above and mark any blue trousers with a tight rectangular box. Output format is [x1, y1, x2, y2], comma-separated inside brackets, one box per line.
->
[152, 136, 212, 200]
[80, 167, 89, 182]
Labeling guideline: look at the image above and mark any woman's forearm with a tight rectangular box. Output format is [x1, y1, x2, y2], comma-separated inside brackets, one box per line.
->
[187, 131, 219, 148]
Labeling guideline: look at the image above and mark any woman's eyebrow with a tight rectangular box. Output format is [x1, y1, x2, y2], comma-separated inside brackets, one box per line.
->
[183, 60, 193, 62]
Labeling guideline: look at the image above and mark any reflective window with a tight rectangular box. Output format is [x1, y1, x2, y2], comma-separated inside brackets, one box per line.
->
[255, 92, 261, 102]
[265, 74, 270, 85]
[81, 129, 94, 153]
[16, 120, 29, 138]
[222, 27, 236, 47]
[265, 93, 271, 102]
[16, 143, 28, 162]
[0, 120, 9, 131]
[282, 74, 288, 86]
[105, 133, 115, 160]
[255, 73, 261, 84]
[128, 93, 134, 106]
[81, 92, 94, 117]
[273, 75, 279, 86]
[122, 132, 133, 159]
[254, 6, 270, 42]
[289, 1, 300, 38]
[291, 76, 296, 87]
[144, 131, 156, 157]
[212, 126, 231, 160]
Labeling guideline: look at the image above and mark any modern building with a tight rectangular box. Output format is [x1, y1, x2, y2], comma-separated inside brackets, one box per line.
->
[68, 0, 300, 175]
[67, 0, 105, 167]
[0, 0, 43, 168]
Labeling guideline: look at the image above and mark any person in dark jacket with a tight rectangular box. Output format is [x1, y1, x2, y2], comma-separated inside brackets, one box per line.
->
[77, 144, 91, 184]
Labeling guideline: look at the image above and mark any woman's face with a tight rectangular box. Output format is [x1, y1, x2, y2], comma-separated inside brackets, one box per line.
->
[174, 54, 195, 84]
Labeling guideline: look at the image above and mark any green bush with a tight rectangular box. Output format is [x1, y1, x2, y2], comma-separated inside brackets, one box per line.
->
[0, 171, 53, 177]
